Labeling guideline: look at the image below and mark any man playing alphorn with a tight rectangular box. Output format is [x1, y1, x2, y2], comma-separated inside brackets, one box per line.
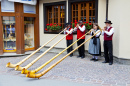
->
[102, 20, 114, 65]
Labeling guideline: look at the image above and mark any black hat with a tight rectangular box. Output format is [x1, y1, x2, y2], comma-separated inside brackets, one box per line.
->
[78, 20, 83, 23]
[104, 20, 112, 24]
[65, 23, 70, 27]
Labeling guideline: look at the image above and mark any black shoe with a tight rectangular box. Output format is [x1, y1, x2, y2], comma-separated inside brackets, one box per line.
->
[109, 62, 113, 65]
[77, 55, 81, 58]
[94, 59, 98, 62]
[90, 58, 95, 61]
[81, 56, 85, 59]
[102, 61, 109, 63]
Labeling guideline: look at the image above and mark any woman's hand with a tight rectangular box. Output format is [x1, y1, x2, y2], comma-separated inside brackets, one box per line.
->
[91, 29, 95, 32]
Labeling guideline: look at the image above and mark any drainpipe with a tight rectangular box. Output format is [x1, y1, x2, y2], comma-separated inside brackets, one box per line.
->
[106, 0, 109, 20]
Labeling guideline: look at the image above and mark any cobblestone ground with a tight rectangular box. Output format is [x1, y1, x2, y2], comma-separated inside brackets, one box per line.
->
[0, 52, 130, 86]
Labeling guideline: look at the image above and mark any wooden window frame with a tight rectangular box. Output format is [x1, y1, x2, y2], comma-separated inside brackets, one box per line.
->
[68, 0, 98, 24]
[43, 1, 66, 34]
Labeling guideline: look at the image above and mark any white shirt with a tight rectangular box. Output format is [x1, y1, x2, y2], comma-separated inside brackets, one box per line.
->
[91, 30, 101, 37]
[74, 25, 86, 32]
[64, 28, 73, 34]
[102, 26, 114, 36]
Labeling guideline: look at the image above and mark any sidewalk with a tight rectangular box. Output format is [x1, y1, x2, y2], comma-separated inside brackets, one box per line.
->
[0, 75, 100, 86]
[0, 52, 130, 86]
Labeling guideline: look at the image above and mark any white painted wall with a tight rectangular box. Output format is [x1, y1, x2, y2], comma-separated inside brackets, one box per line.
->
[118, 0, 130, 59]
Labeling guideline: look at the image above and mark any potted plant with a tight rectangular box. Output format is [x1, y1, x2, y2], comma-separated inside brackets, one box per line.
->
[46, 23, 62, 32]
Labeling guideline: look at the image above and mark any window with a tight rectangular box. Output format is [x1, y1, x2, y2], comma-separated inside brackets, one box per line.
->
[45, 5, 65, 33]
[24, 17, 35, 51]
[24, 4, 36, 14]
[1, 0, 15, 12]
[2, 16, 16, 52]
[72, 1, 96, 23]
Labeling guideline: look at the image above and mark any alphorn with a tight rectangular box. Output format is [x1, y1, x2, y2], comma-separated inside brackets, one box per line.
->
[26, 30, 101, 79]
[21, 30, 92, 74]
[15, 28, 77, 71]
[6, 29, 65, 68]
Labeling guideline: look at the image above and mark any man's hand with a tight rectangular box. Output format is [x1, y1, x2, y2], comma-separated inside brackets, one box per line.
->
[77, 24, 79, 28]
[65, 27, 67, 31]
[102, 26, 107, 31]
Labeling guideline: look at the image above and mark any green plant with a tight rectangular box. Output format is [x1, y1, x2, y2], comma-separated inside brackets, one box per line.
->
[46, 23, 62, 31]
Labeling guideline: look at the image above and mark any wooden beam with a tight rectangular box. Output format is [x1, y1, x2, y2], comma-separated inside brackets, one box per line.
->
[34, 0, 40, 50]
[15, 3, 25, 54]
[0, 2, 3, 55]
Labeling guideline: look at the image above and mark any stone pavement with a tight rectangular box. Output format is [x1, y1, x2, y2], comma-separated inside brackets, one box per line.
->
[0, 52, 130, 86]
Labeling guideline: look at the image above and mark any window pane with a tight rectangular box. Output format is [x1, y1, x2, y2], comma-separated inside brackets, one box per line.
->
[81, 4, 83, 10]
[24, 4, 36, 14]
[3, 16, 16, 52]
[76, 11, 78, 17]
[73, 11, 75, 17]
[89, 17, 92, 23]
[81, 10, 83, 16]
[89, 3, 92, 9]
[24, 17, 34, 50]
[63, 6, 65, 12]
[93, 17, 95, 23]
[89, 10, 92, 16]
[76, 4, 78, 10]
[84, 17, 86, 22]
[93, 2, 95, 9]
[93, 10, 95, 16]
[84, 3, 86, 9]
[73, 4, 75, 10]
[84, 10, 86, 16]
[1, 0, 15, 12]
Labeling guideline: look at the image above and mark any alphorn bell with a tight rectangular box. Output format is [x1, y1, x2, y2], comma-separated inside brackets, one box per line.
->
[15, 28, 77, 71]
[26, 30, 101, 79]
[6, 29, 65, 68]
[21, 30, 92, 74]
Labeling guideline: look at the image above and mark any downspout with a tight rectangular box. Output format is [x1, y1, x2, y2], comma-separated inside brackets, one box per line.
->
[106, 0, 109, 20]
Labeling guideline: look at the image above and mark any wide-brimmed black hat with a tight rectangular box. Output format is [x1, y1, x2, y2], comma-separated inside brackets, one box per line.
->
[78, 20, 83, 23]
[65, 23, 70, 27]
[104, 20, 112, 24]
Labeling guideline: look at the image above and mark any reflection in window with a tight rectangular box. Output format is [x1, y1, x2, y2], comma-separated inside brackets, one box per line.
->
[24, 17, 34, 51]
[2, 16, 16, 52]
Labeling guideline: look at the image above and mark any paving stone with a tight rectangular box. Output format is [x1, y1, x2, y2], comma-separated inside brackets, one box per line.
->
[0, 52, 130, 86]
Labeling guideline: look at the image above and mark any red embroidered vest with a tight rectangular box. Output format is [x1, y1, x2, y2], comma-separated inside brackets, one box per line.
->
[104, 27, 114, 41]
[77, 25, 86, 39]
[66, 28, 73, 40]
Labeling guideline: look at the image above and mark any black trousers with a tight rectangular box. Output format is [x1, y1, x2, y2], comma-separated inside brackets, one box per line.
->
[77, 39, 85, 57]
[104, 41, 113, 63]
[66, 40, 73, 56]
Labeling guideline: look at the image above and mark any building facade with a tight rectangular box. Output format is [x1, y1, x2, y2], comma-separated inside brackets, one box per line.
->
[39, 0, 130, 59]
[0, 0, 39, 55]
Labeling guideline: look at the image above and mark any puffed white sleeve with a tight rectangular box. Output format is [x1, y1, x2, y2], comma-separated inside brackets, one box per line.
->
[78, 25, 85, 32]
[104, 28, 114, 36]
[95, 30, 101, 37]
